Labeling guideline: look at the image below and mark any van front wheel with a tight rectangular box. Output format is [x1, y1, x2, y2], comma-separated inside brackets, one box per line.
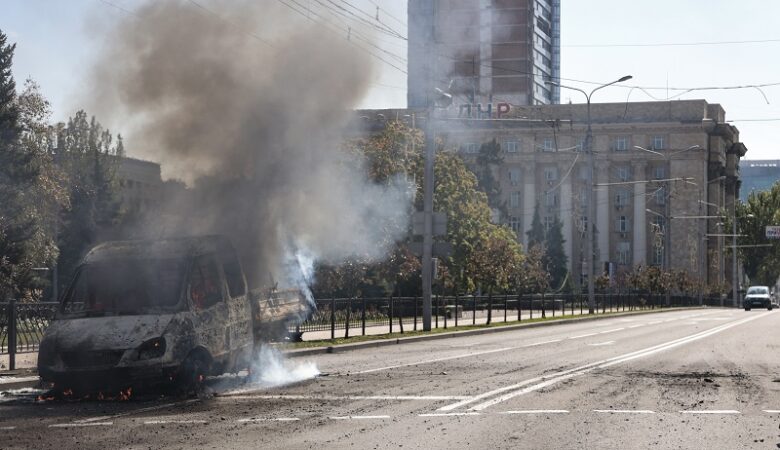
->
[177, 353, 210, 395]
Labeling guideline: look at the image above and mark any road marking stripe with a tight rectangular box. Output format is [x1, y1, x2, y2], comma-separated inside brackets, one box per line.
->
[569, 332, 599, 339]
[439, 312, 768, 412]
[237, 417, 300, 423]
[144, 420, 207, 425]
[587, 341, 615, 346]
[419, 412, 481, 417]
[355, 347, 513, 374]
[627, 324, 644, 329]
[522, 339, 562, 347]
[593, 409, 655, 414]
[599, 328, 625, 333]
[49, 422, 113, 428]
[500, 410, 569, 414]
[329, 415, 390, 420]
[221, 394, 472, 401]
[680, 410, 740, 414]
[74, 399, 199, 423]
[763, 410, 780, 413]
[0, 426, 17, 430]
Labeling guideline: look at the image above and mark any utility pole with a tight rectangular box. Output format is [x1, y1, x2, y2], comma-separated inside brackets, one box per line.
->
[546, 75, 632, 314]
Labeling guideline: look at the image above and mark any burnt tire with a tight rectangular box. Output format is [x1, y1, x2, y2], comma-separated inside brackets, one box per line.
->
[176, 354, 210, 396]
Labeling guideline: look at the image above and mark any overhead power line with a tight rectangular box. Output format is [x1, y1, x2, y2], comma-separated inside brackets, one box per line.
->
[565, 38, 780, 48]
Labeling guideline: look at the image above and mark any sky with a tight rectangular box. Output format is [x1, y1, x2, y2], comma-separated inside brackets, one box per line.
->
[1, 0, 778, 160]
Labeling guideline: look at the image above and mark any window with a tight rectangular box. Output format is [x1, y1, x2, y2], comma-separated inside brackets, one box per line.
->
[544, 191, 559, 208]
[575, 136, 586, 152]
[652, 136, 665, 150]
[509, 191, 521, 208]
[651, 216, 666, 234]
[655, 187, 666, 205]
[504, 140, 519, 153]
[220, 251, 246, 298]
[544, 167, 558, 181]
[543, 215, 554, 232]
[542, 137, 555, 152]
[463, 142, 478, 154]
[615, 189, 630, 207]
[509, 216, 521, 234]
[508, 168, 522, 186]
[616, 242, 631, 265]
[652, 246, 664, 266]
[578, 215, 589, 233]
[653, 166, 666, 180]
[616, 166, 630, 182]
[615, 215, 630, 233]
[189, 256, 223, 310]
[614, 137, 629, 151]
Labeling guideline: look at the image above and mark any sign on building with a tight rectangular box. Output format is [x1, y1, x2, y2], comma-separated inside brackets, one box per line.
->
[766, 226, 780, 239]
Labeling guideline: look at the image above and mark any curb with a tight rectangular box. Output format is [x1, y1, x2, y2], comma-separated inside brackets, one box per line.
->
[284, 307, 706, 358]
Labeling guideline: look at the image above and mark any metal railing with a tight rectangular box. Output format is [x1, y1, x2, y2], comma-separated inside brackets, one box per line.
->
[1, 301, 59, 370]
[292, 293, 726, 340]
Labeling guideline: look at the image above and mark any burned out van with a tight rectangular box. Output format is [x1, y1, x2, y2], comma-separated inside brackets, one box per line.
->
[38, 236, 257, 392]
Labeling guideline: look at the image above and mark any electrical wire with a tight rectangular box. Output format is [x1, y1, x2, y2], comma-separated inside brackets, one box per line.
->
[565, 38, 780, 48]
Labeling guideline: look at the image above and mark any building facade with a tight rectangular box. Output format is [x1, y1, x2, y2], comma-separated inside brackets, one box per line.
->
[356, 99, 746, 289]
[117, 156, 162, 214]
[739, 160, 780, 201]
[408, 0, 561, 108]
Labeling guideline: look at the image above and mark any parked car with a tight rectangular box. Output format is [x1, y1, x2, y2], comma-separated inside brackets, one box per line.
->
[744, 286, 773, 311]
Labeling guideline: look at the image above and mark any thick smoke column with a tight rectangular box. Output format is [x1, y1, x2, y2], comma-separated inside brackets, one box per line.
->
[91, 1, 412, 286]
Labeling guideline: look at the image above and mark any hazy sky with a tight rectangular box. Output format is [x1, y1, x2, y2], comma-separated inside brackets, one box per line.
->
[1, 0, 778, 160]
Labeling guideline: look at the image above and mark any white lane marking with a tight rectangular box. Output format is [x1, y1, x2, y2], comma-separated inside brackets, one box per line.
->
[593, 409, 655, 414]
[0, 426, 17, 430]
[221, 394, 472, 401]
[438, 312, 769, 412]
[569, 332, 599, 339]
[237, 417, 300, 423]
[680, 410, 741, 414]
[419, 412, 481, 417]
[329, 415, 390, 420]
[355, 347, 513, 374]
[74, 399, 199, 423]
[763, 410, 780, 413]
[0, 375, 40, 385]
[343, 311, 720, 375]
[522, 339, 562, 347]
[500, 410, 569, 414]
[144, 420, 207, 425]
[49, 422, 113, 428]
[627, 324, 644, 329]
[599, 328, 625, 334]
[587, 341, 615, 347]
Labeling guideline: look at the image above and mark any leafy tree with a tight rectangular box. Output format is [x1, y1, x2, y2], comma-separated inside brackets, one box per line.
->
[473, 138, 504, 214]
[735, 182, 780, 286]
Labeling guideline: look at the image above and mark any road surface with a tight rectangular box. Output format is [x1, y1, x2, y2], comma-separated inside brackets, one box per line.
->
[1, 308, 779, 449]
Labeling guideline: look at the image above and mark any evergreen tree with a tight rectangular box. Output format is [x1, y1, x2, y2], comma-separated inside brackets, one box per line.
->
[474, 138, 504, 214]
[526, 201, 545, 251]
[545, 215, 568, 290]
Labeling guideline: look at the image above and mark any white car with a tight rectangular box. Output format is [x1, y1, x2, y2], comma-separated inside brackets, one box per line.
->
[744, 286, 773, 311]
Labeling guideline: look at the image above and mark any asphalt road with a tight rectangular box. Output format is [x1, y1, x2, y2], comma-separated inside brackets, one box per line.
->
[2, 308, 780, 449]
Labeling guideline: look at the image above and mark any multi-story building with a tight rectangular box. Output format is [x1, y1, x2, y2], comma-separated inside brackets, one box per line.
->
[355, 99, 747, 289]
[739, 160, 780, 201]
[408, 0, 561, 108]
[117, 156, 162, 214]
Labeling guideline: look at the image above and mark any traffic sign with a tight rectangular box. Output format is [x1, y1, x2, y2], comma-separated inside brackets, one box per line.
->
[766, 226, 780, 239]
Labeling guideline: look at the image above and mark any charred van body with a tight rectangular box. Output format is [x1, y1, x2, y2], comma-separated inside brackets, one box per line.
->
[37, 235, 308, 393]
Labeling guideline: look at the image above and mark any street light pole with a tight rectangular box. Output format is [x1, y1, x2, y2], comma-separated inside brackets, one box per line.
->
[548, 76, 632, 314]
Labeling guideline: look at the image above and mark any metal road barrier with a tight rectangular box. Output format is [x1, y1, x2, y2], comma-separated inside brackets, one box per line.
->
[1, 301, 59, 370]
[291, 293, 728, 340]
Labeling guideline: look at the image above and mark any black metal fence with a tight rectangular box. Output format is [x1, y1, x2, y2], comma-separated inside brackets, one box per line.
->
[1, 301, 59, 370]
[292, 293, 727, 340]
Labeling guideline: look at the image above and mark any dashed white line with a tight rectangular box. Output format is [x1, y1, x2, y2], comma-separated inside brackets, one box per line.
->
[0, 426, 17, 430]
[627, 324, 644, 329]
[522, 339, 562, 347]
[237, 417, 300, 423]
[763, 410, 780, 413]
[593, 409, 655, 414]
[569, 332, 599, 339]
[221, 394, 472, 401]
[49, 422, 113, 428]
[144, 420, 207, 425]
[500, 410, 569, 414]
[355, 347, 513, 374]
[419, 412, 481, 417]
[599, 327, 625, 334]
[680, 410, 741, 414]
[73, 399, 199, 423]
[587, 341, 615, 346]
[329, 415, 390, 420]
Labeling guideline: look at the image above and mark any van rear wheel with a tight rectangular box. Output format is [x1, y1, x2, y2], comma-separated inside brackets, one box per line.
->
[177, 354, 210, 395]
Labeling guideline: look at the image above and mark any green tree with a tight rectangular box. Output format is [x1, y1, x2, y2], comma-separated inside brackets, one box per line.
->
[55, 111, 124, 288]
[526, 202, 545, 251]
[735, 183, 780, 286]
[473, 138, 504, 214]
[545, 215, 568, 290]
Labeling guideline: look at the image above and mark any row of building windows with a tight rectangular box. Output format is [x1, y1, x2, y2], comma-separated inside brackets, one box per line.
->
[462, 136, 669, 154]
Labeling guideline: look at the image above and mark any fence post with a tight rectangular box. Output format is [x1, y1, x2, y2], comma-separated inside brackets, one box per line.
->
[8, 300, 16, 371]
[390, 296, 394, 334]
[330, 296, 336, 340]
[454, 293, 459, 327]
[486, 293, 493, 325]
[345, 297, 351, 339]
[530, 296, 533, 320]
[503, 294, 508, 322]
[541, 293, 546, 318]
[413, 296, 418, 331]
[472, 296, 477, 325]
[443, 296, 447, 329]
[571, 295, 574, 316]
[435, 295, 439, 329]
[518, 293, 522, 322]
[362, 296, 367, 336]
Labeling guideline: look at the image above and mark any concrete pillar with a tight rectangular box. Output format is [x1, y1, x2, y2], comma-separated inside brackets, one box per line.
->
[632, 161, 647, 266]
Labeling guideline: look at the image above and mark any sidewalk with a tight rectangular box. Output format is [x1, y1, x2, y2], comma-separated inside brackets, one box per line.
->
[301, 305, 645, 341]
